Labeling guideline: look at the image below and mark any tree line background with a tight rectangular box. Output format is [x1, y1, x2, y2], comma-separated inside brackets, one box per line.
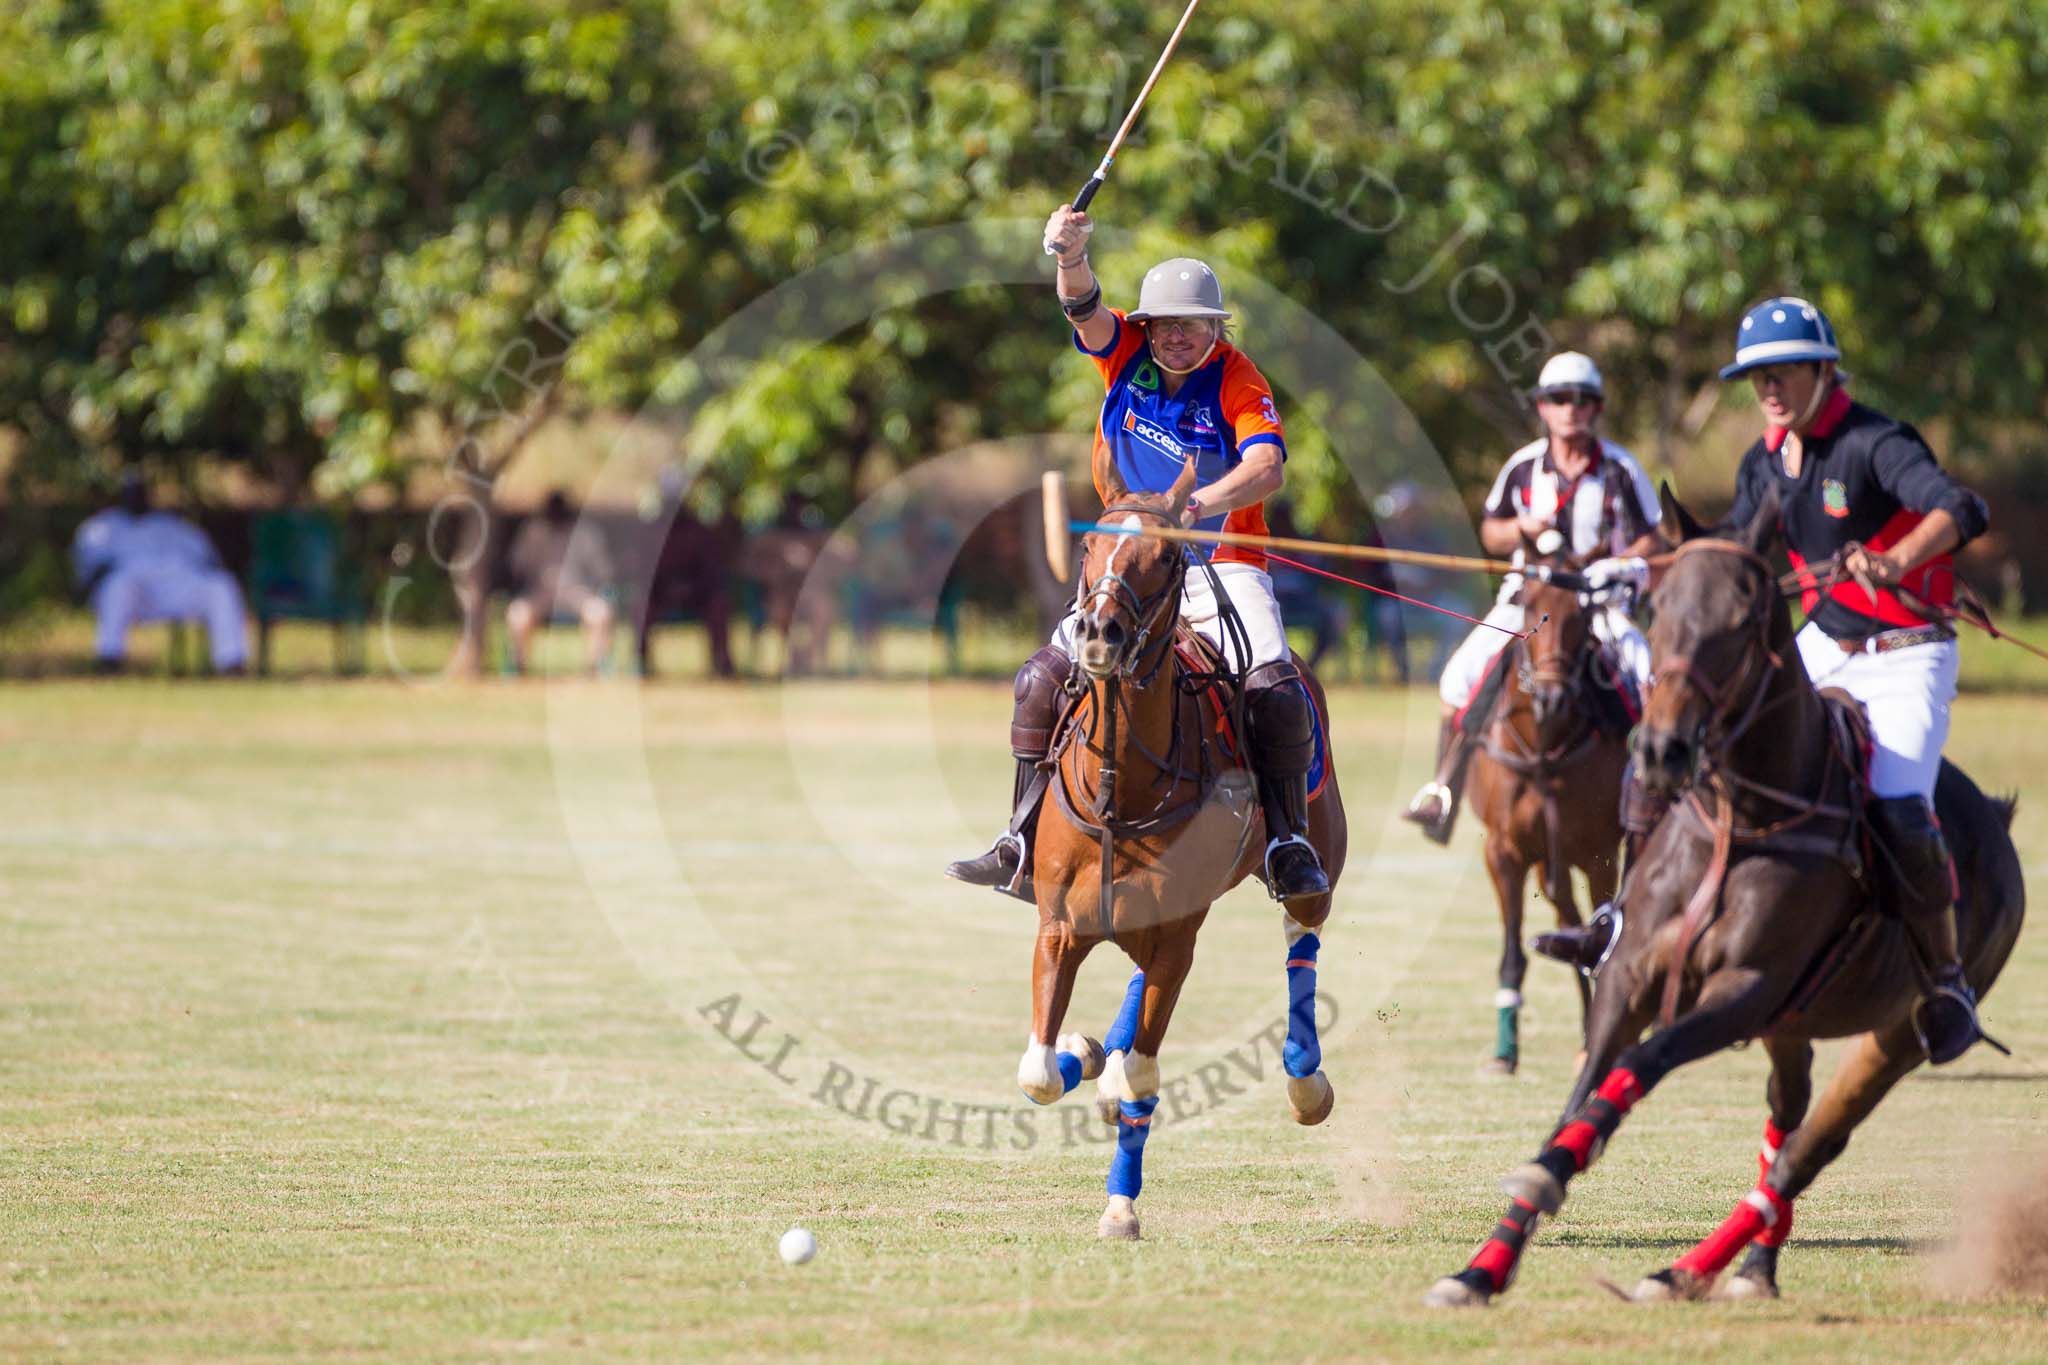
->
[3, 0, 2045, 624]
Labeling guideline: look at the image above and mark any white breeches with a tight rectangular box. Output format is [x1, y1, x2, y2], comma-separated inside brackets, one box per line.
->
[1438, 604, 1523, 708]
[93, 564, 249, 669]
[1795, 621, 1958, 802]
[1052, 560, 1290, 673]
[1438, 602, 1649, 709]
[1590, 605, 1652, 696]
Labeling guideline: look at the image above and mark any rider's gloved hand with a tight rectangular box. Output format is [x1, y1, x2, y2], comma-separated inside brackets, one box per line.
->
[1585, 556, 1650, 592]
[1043, 203, 1094, 265]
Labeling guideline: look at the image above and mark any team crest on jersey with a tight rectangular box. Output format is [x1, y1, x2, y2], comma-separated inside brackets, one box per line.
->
[1822, 478, 1850, 518]
[1131, 360, 1160, 391]
[1123, 409, 1189, 458]
[1180, 402, 1217, 437]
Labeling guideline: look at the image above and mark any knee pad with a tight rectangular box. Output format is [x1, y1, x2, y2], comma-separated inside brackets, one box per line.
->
[1245, 662, 1314, 776]
[1869, 795, 1952, 912]
[1011, 645, 1072, 759]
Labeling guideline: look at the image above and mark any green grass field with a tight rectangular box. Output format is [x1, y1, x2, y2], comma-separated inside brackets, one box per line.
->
[5, 678, 2047, 1360]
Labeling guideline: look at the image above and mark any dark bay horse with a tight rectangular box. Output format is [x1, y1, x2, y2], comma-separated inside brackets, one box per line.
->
[1426, 484, 2024, 1307]
[1466, 552, 1629, 1074]
[1017, 462, 1349, 1240]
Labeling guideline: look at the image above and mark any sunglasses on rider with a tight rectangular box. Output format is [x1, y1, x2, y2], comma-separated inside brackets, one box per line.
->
[1540, 389, 1600, 408]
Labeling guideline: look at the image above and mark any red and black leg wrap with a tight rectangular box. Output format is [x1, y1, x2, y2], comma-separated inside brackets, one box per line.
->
[1544, 1068, 1644, 1182]
[1755, 1120, 1795, 1249]
[1460, 1195, 1544, 1295]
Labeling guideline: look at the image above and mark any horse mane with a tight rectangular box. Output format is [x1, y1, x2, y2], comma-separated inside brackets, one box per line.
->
[1990, 793, 2020, 832]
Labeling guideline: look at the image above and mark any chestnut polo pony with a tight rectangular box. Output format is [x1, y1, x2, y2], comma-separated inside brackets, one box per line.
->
[1427, 485, 2024, 1308]
[1013, 461, 1348, 1240]
[1466, 547, 1631, 1074]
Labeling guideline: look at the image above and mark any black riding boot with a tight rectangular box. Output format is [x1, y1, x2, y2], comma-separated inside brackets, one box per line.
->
[945, 645, 1070, 900]
[1869, 795, 1980, 1064]
[1246, 662, 1331, 903]
[1402, 712, 1473, 846]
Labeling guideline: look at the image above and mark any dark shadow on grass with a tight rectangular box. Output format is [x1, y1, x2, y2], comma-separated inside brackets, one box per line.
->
[1551, 1231, 1931, 1254]
[1912, 1070, 2047, 1084]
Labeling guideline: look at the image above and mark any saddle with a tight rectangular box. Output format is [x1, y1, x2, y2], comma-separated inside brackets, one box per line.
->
[1669, 687, 1870, 877]
[1582, 646, 1641, 741]
[1171, 627, 1332, 801]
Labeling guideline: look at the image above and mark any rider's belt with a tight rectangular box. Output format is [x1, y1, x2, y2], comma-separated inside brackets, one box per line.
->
[1834, 622, 1954, 655]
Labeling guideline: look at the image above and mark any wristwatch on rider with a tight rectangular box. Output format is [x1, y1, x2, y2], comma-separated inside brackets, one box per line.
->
[1184, 495, 1205, 524]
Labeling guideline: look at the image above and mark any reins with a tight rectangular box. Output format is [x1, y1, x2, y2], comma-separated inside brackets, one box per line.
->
[1650, 538, 1865, 1027]
[1052, 502, 1252, 938]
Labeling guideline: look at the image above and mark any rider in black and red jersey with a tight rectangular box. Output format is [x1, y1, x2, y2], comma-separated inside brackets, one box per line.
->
[1704, 297, 1986, 1062]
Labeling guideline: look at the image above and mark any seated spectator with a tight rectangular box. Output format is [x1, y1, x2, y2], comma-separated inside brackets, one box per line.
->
[72, 473, 250, 675]
[505, 490, 615, 674]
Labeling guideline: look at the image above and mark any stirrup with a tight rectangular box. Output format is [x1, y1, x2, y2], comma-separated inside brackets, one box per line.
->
[1262, 833, 1329, 902]
[1532, 901, 1623, 977]
[1404, 782, 1450, 819]
[1913, 976, 1987, 1066]
[945, 831, 1033, 902]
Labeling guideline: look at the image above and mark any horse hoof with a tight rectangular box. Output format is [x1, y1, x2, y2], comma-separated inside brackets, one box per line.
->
[1632, 1267, 1709, 1303]
[1286, 1071, 1335, 1126]
[1422, 1276, 1490, 1309]
[1058, 1033, 1106, 1081]
[1478, 1055, 1517, 1078]
[1499, 1162, 1565, 1215]
[1718, 1270, 1779, 1301]
[1097, 1196, 1141, 1241]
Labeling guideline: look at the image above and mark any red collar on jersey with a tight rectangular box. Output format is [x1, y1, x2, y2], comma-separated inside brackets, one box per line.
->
[1764, 386, 1852, 453]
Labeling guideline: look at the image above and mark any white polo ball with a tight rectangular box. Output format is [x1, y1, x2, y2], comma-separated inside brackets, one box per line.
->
[778, 1227, 817, 1265]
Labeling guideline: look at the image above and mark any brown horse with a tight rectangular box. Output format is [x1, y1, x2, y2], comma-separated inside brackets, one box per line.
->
[1426, 484, 2025, 1307]
[1466, 552, 1629, 1074]
[1016, 463, 1349, 1240]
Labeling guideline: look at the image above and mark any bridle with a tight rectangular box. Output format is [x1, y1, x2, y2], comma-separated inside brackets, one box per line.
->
[1055, 498, 1252, 942]
[1075, 502, 1186, 687]
[1649, 539, 1787, 762]
[1645, 537, 1860, 1028]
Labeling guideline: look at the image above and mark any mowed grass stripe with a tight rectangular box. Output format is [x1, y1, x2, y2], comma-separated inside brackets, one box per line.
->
[0, 681, 2043, 1360]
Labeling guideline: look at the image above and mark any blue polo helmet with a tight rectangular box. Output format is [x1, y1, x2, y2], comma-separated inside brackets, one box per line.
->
[1720, 296, 1841, 380]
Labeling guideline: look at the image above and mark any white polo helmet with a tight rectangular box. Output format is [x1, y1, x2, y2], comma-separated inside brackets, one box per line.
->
[1126, 258, 1231, 321]
[1531, 351, 1604, 399]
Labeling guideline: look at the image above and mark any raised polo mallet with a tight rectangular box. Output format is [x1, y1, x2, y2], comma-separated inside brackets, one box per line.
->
[1047, 0, 1207, 236]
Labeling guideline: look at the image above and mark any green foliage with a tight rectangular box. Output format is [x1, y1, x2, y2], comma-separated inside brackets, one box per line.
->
[1, 0, 2043, 521]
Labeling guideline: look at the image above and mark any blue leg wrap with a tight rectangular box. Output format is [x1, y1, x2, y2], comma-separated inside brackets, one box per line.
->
[1106, 1096, 1159, 1199]
[1284, 931, 1322, 1078]
[1104, 969, 1145, 1056]
[1055, 1050, 1084, 1094]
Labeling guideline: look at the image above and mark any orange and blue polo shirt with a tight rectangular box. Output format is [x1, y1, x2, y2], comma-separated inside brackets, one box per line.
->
[1076, 309, 1286, 569]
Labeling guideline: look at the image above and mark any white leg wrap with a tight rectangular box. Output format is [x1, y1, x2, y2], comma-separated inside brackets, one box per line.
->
[1284, 912, 1317, 947]
[1017, 1038, 1063, 1105]
[1494, 989, 1523, 1009]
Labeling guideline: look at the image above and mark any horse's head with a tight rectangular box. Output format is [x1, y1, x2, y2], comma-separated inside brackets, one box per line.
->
[1516, 537, 1593, 737]
[1634, 481, 1785, 794]
[1073, 458, 1197, 680]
